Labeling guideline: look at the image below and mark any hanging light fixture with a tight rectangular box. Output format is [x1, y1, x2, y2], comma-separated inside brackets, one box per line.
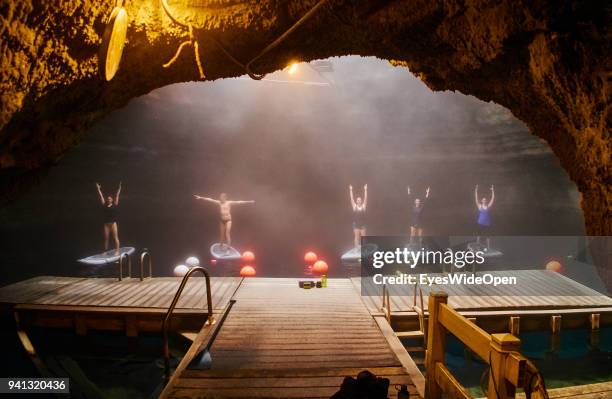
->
[287, 62, 299, 75]
[98, 0, 129, 81]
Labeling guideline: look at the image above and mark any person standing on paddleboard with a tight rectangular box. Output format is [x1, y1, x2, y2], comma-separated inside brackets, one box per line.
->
[349, 184, 368, 248]
[96, 182, 121, 253]
[407, 185, 430, 247]
[475, 184, 495, 250]
[193, 193, 255, 249]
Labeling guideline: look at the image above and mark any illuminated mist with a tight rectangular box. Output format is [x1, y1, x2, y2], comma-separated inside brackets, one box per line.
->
[0, 57, 584, 281]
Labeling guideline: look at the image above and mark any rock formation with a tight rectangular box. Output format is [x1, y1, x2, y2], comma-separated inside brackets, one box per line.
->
[1, 0, 610, 286]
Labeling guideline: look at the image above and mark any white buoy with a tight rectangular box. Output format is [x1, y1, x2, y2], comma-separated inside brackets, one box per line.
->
[173, 264, 189, 277]
[185, 256, 200, 267]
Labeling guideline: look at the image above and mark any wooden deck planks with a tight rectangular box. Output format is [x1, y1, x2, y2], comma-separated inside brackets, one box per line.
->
[0, 276, 87, 305]
[515, 381, 612, 399]
[0, 276, 243, 311]
[354, 270, 612, 313]
[162, 278, 419, 398]
[0, 276, 243, 334]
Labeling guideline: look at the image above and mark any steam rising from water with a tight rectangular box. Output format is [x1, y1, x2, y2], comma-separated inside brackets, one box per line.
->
[0, 57, 583, 281]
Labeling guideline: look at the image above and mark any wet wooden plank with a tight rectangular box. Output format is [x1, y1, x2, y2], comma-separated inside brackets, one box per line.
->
[353, 270, 612, 313]
[515, 381, 612, 399]
[0, 276, 244, 335]
[161, 277, 418, 399]
[0, 276, 243, 310]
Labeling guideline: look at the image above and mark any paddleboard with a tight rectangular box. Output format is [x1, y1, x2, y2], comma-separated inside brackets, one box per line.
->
[78, 247, 135, 265]
[210, 243, 241, 261]
[467, 242, 503, 258]
[341, 243, 378, 262]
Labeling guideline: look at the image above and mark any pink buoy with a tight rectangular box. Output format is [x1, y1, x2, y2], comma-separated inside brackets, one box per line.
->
[242, 251, 255, 263]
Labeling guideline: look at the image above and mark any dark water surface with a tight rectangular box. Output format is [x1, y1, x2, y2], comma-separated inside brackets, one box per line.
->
[0, 57, 584, 284]
[442, 327, 612, 395]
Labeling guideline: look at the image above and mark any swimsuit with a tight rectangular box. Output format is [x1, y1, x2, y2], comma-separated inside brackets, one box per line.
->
[410, 202, 425, 228]
[477, 207, 491, 235]
[352, 206, 366, 229]
[477, 207, 491, 226]
[103, 204, 118, 224]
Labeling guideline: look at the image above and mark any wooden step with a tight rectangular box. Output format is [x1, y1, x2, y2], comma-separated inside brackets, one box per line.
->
[395, 330, 424, 339]
[404, 346, 425, 352]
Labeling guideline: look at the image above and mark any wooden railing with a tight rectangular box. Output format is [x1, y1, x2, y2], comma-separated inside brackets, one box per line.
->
[425, 291, 540, 399]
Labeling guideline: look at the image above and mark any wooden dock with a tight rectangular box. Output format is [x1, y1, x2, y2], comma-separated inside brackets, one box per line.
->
[1, 271, 611, 398]
[356, 270, 612, 313]
[160, 278, 420, 398]
[0, 276, 242, 335]
[355, 270, 612, 332]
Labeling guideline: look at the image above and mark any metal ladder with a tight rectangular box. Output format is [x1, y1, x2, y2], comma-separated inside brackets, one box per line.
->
[161, 267, 214, 380]
[381, 282, 427, 359]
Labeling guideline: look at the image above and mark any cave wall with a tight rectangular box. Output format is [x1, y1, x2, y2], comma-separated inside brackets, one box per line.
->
[1, 0, 610, 285]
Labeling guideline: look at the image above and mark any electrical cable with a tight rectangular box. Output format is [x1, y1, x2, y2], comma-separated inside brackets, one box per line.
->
[159, 0, 329, 80]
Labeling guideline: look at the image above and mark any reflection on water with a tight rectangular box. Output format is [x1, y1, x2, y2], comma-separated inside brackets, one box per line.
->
[2, 327, 190, 399]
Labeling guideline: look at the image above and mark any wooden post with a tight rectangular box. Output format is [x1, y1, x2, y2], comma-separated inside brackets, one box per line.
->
[381, 284, 390, 322]
[590, 313, 600, 348]
[590, 313, 600, 330]
[75, 316, 87, 336]
[425, 291, 448, 399]
[382, 284, 387, 312]
[126, 316, 139, 337]
[488, 333, 521, 399]
[509, 316, 520, 336]
[549, 315, 561, 353]
[550, 315, 562, 334]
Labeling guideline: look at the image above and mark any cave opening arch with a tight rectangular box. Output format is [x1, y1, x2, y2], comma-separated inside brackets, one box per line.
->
[0, 0, 609, 286]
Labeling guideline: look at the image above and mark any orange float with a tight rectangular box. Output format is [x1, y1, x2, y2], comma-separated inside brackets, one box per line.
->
[240, 265, 256, 277]
[545, 260, 563, 273]
[312, 260, 328, 274]
[304, 251, 318, 264]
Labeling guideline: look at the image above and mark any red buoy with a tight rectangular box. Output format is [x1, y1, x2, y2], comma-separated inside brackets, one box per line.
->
[242, 251, 255, 263]
[210, 259, 217, 265]
[313, 260, 328, 274]
[304, 251, 318, 264]
[240, 265, 256, 277]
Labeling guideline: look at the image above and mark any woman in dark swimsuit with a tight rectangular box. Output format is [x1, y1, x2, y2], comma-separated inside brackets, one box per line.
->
[407, 186, 430, 246]
[349, 184, 367, 248]
[96, 182, 121, 252]
[474, 184, 494, 249]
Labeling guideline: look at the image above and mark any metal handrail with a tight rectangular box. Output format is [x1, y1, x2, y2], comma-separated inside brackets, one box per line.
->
[381, 284, 391, 322]
[139, 249, 153, 281]
[118, 252, 131, 281]
[413, 281, 424, 311]
[162, 267, 214, 380]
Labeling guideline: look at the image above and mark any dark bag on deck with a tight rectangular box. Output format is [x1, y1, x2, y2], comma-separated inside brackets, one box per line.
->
[330, 370, 391, 399]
